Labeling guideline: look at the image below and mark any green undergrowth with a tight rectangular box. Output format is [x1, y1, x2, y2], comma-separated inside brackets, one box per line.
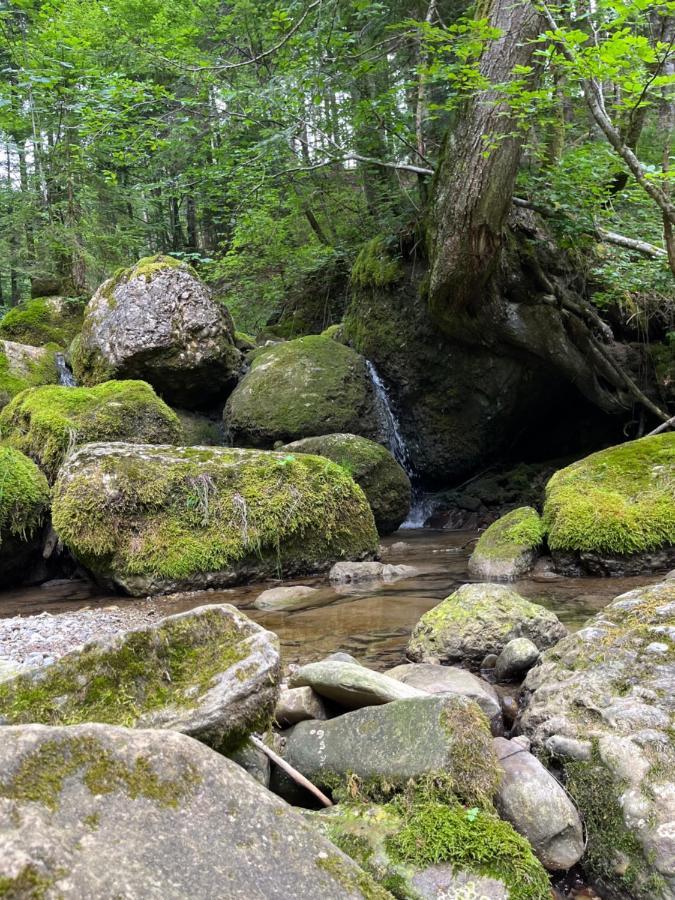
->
[0, 297, 84, 347]
[0, 446, 50, 545]
[544, 433, 675, 555]
[0, 380, 182, 479]
[1, 734, 202, 812]
[51, 445, 377, 585]
[352, 237, 404, 290]
[473, 506, 544, 561]
[0, 609, 247, 731]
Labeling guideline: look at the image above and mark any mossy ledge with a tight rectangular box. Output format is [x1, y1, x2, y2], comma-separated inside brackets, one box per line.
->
[351, 237, 404, 290]
[51, 443, 378, 594]
[0, 297, 84, 348]
[0, 380, 182, 480]
[0, 446, 50, 546]
[473, 506, 544, 562]
[0, 342, 60, 410]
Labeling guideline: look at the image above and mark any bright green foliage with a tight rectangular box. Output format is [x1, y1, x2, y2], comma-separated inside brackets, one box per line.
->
[51, 444, 378, 590]
[0, 446, 50, 546]
[0, 298, 84, 347]
[352, 238, 404, 290]
[0, 380, 182, 480]
[473, 506, 544, 561]
[544, 434, 675, 555]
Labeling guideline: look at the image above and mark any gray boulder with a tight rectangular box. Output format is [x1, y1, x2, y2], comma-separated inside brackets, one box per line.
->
[494, 638, 540, 682]
[275, 686, 328, 727]
[227, 736, 271, 787]
[72, 255, 241, 408]
[407, 583, 567, 668]
[289, 660, 424, 710]
[254, 585, 321, 611]
[0, 723, 384, 899]
[329, 561, 418, 584]
[0, 604, 280, 754]
[468, 507, 543, 581]
[494, 737, 584, 871]
[517, 580, 675, 898]
[385, 662, 503, 735]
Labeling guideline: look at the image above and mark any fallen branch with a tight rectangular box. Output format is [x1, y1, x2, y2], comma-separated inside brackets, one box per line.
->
[249, 734, 333, 807]
[647, 414, 675, 435]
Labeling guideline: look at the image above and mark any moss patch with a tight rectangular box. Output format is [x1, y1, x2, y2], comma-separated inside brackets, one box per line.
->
[0, 380, 182, 480]
[543, 434, 675, 555]
[0, 345, 60, 410]
[352, 238, 404, 290]
[473, 506, 544, 561]
[315, 853, 393, 900]
[0, 447, 50, 546]
[0, 298, 84, 348]
[0, 866, 54, 900]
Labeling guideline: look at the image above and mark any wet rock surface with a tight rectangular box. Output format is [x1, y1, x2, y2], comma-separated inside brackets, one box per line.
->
[289, 659, 424, 709]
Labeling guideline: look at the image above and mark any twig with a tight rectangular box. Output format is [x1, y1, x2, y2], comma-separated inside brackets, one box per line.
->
[647, 414, 675, 435]
[249, 734, 333, 807]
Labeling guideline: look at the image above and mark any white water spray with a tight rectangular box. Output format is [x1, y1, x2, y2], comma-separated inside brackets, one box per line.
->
[55, 352, 77, 387]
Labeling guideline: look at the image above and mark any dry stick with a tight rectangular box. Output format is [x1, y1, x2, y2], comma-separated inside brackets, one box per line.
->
[248, 734, 333, 808]
[648, 414, 675, 435]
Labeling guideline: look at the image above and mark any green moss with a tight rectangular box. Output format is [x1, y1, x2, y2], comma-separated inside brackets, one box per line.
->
[473, 506, 544, 562]
[564, 745, 667, 899]
[0, 345, 60, 410]
[0, 447, 50, 546]
[352, 238, 404, 290]
[0, 866, 53, 899]
[315, 853, 393, 900]
[0, 380, 182, 480]
[1, 735, 201, 812]
[0, 297, 84, 347]
[543, 434, 675, 555]
[0, 608, 250, 741]
[51, 444, 378, 589]
[387, 801, 550, 900]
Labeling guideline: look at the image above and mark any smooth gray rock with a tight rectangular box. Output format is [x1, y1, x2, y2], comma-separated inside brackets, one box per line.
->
[385, 662, 503, 735]
[0, 659, 25, 683]
[329, 561, 418, 584]
[517, 580, 675, 897]
[254, 585, 320, 611]
[0, 723, 380, 899]
[0, 604, 280, 754]
[289, 660, 424, 709]
[494, 638, 540, 682]
[227, 737, 271, 787]
[275, 686, 328, 727]
[407, 583, 567, 668]
[494, 737, 584, 871]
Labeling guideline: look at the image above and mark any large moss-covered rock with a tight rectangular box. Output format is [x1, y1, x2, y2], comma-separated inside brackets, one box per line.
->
[0, 380, 182, 480]
[0, 723, 387, 900]
[282, 434, 411, 534]
[0, 340, 59, 411]
[0, 296, 84, 348]
[224, 336, 380, 447]
[0, 446, 50, 587]
[309, 799, 551, 900]
[544, 434, 675, 575]
[274, 695, 500, 807]
[52, 442, 378, 595]
[72, 255, 241, 408]
[0, 604, 279, 752]
[469, 507, 544, 581]
[517, 580, 675, 899]
[406, 583, 567, 668]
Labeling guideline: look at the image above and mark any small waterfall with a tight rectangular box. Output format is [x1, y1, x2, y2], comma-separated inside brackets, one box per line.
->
[366, 361, 429, 529]
[55, 352, 77, 387]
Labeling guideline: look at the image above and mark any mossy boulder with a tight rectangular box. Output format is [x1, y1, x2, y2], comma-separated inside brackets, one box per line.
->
[51, 442, 378, 595]
[72, 255, 241, 408]
[0, 603, 280, 752]
[223, 336, 380, 447]
[0, 296, 84, 348]
[309, 799, 552, 900]
[0, 723, 387, 900]
[518, 580, 675, 898]
[406, 583, 567, 669]
[544, 434, 675, 575]
[273, 695, 500, 808]
[0, 340, 60, 411]
[469, 507, 544, 581]
[0, 446, 50, 587]
[282, 434, 411, 534]
[0, 380, 182, 480]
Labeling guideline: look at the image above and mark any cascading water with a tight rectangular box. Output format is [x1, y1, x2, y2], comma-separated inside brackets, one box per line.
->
[55, 352, 77, 387]
[366, 360, 430, 528]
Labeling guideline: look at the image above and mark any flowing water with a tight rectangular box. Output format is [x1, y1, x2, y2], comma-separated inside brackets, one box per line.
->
[55, 352, 77, 387]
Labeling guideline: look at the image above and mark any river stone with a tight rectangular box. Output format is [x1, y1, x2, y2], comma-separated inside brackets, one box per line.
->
[468, 507, 543, 581]
[329, 561, 418, 584]
[227, 736, 271, 787]
[275, 686, 328, 726]
[385, 663, 503, 735]
[0, 604, 280, 754]
[517, 580, 675, 897]
[254, 585, 321, 611]
[289, 660, 424, 710]
[494, 638, 540, 683]
[72, 255, 241, 409]
[0, 723, 385, 899]
[274, 695, 499, 803]
[406, 583, 567, 668]
[493, 737, 583, 871]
